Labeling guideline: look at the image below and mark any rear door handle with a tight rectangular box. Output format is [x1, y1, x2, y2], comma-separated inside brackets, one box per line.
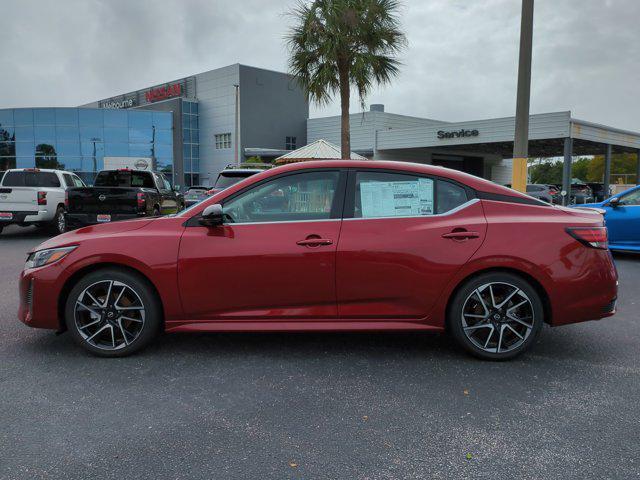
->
[296, 238, 333, 247]
[442, 231, 480, 240]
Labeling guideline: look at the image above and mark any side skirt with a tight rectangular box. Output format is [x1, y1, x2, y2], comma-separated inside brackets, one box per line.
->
[165, 320, 444, 334]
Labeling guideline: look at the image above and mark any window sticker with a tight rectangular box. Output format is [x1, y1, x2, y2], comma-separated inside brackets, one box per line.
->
[360, 179, 434, 218]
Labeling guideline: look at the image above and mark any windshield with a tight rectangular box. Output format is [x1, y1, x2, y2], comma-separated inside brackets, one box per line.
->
[214, 172, 256, 189]
[94, 171, 155, 188]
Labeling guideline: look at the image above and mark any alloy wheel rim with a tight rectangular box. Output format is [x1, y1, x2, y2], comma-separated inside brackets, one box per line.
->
[74, 280, 146, 350]
[57, 212, 65, 233]
[461, 282, 534, 354]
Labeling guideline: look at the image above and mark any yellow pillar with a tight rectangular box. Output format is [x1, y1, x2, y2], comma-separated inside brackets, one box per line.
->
[512, 157, 528, 192]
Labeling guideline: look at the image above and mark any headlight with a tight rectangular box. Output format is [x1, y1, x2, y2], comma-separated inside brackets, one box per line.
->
[25, 246, 77, 269]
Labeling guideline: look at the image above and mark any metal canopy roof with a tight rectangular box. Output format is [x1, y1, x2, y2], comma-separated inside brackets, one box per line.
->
[275, 139, 368, 164]
[375, 111, 640, 157]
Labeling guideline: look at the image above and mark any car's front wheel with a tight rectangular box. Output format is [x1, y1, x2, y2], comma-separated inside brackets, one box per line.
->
[65, 268, 162, 357]
[448, 272, 544, 360]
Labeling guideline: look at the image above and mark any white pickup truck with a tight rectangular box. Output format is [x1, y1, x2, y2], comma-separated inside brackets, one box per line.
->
[0, 168, 85, 235]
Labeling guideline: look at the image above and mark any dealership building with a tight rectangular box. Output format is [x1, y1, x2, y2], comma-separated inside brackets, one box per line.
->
[308, 105, 640, 199]
[0, 64, 308, 187]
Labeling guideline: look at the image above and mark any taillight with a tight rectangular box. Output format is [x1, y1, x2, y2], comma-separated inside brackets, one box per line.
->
[566, 227, 608, 250]
[37, 191, 47, 205]
[137, 192, 146, 210]
[64, 190, 69, 208]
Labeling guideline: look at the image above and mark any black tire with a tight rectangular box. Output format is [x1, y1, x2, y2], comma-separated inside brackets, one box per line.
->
[0, 225, 3, 235]
[50, 206, 66, 235]
[448, 272, 544, 361]
[153, 206, 161, 216]
[64, 268, 162, 357]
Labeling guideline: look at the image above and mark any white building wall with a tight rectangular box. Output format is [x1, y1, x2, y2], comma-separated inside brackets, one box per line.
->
[194, 64, 240, 186]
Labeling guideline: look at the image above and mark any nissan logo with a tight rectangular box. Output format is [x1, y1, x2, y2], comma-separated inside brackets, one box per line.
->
[135, 159, 149, 169]
[98, 194, 106, 202]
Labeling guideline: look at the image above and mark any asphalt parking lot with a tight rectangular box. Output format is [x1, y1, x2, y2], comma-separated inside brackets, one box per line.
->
[1, 224, 639, 480]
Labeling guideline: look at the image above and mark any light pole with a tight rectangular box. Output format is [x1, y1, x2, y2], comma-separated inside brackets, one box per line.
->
[90, 137, 101, 175]
[234, 83, 240, 167]
[512, 0, 534, 193]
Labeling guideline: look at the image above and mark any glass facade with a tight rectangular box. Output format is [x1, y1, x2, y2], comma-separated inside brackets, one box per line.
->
[182, 100, 200, 186]
[0, 108, 173, 185]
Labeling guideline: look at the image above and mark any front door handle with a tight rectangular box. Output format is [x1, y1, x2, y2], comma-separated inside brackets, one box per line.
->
[442, 230, 480, 240]
[296, 237, 333, 247]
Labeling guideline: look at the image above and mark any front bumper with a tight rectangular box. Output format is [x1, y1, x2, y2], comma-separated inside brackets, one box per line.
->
[18, 265, 66, 330]
[65, 212, 143, 229]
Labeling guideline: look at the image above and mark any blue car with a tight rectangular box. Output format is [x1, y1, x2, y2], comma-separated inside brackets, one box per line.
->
[576, 185, 640, 252]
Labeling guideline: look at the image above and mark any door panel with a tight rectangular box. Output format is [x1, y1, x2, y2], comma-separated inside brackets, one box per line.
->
[178, 221, 341, 320]
[605, 188, 640, 246]
[336, 168, 486, 321]
[336, 202, 486, 320]
[177, 169, 346, 321]
[606, 206, 640, 246]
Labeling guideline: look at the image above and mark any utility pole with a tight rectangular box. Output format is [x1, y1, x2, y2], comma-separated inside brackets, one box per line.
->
[512, 0, 534, 192]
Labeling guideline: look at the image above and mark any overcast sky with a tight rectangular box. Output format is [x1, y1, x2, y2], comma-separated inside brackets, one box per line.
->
[0, 0, 638, 130]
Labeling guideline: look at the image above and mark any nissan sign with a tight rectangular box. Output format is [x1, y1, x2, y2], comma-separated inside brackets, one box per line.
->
[437, 129, 479, 139]
[145, 83, 182, 103]
[135, 159, 150, 170]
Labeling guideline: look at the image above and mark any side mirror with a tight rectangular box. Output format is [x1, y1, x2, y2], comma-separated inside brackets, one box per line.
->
[608, 197, 621, 208]
[199, 204, 224, 227]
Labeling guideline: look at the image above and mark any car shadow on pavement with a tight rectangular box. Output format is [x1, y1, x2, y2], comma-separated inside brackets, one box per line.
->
[0, 224, 53, 240]
[14, 323, 617, 367]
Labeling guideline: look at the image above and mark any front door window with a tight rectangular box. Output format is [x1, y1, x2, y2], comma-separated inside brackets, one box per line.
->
[223, 171, 340, 223]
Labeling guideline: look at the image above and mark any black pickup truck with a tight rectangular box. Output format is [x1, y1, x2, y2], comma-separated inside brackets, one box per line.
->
[65, 169, 184, 229]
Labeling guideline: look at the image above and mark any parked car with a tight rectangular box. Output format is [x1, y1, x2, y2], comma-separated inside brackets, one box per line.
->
[573, 184, 640, 252]
[525, 184, 559, 203]
[183, 186, 210, 208]
[570, 183, 594, 204]
[586, 183, 611, 203]
[0, 168, 86, 235]
[19, 160, 617, 360]
[65, 169, 184, 230]
[207, 164, 271, 196]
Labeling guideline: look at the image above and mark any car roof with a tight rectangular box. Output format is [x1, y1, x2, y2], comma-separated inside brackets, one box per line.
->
[235, 160, 535, 199]
[6, 168, 69, 173]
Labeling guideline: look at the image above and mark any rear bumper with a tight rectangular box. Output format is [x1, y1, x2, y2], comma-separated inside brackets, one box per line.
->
[0, 210, 52, 225]
[65, 212, 144, 229]
[550, 249, 618, 326]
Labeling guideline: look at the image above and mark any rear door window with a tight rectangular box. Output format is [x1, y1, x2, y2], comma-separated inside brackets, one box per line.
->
[63, 173, 74, 187]
[352, 171, 469, 218]
[2, 171, 61, 188]
[71, 175, 85, 187]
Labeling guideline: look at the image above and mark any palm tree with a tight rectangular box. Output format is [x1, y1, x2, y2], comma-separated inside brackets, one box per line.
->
[287, 0, 406, 159]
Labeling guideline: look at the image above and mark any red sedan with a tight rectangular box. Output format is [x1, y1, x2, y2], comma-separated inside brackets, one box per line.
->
[18, 161, 618, 359]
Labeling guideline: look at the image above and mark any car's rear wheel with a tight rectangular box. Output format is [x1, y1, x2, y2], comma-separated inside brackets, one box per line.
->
[448, 272, 544, 360]
[65, 269, 162, 357]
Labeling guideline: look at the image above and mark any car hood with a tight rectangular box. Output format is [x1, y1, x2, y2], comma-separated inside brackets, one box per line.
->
[30, 218, 155, 253]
